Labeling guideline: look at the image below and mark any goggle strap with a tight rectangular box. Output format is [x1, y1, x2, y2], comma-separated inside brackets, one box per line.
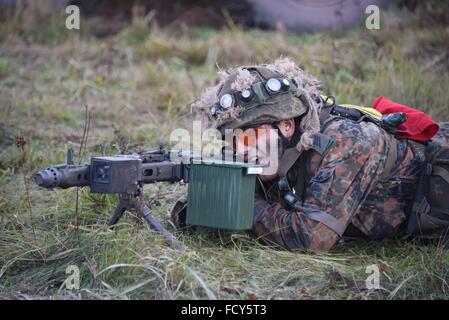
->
[252, 67, 280, 80]
[252, 81, 269, 105]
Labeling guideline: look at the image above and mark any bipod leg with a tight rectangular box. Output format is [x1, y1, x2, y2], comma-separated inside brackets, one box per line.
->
[141, 204, 184, 251]
[108, 197, 129, 226]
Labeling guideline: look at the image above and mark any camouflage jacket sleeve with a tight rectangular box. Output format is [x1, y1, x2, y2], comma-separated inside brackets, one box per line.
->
[252, 120, 391, 251]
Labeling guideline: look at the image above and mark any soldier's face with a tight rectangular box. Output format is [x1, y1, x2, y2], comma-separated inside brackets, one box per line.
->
[234, 119, 295, 181]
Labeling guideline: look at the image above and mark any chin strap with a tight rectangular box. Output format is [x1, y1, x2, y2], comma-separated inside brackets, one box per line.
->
[276, 132, 334, 203]
[277, 132, 334, 181]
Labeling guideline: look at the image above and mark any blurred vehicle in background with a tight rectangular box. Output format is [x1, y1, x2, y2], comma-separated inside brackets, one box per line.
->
[247, 0, 390, 31]
[0, 0, 393, 32]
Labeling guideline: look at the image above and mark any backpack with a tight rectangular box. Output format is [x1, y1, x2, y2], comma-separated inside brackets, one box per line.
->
[407, 140, 449, 236]
[321, 101, 449, 236]
[283, 98, 449, 237]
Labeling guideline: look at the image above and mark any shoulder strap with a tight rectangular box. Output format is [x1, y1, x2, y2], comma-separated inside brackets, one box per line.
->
[407, 143, 435, 234]
[319, 105, 333, 125]
[293, 151, 310, 201]
[278, 147, 303, 178]
[433, 165, 449, 185]
[286, 198, 347, 236]
[279, 107, 347, 237]
[380, 134, 398, 180]
[279, 107, 336, 178]
[278, 133, 334, 178]
[305, 210, 346, 237]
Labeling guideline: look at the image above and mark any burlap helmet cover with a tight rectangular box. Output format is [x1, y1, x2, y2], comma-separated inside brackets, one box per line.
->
[192, 57, 322, 151]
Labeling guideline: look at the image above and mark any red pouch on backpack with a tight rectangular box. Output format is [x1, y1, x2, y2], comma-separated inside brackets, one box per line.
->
[373, 96, 439, 141]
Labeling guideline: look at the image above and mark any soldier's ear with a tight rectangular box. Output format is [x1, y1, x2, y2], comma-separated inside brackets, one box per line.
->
[277, 119, 295, 139]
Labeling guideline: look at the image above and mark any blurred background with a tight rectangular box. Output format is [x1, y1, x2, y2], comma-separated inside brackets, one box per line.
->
[1, 0, 447, 151]
[0, 0, 394, 32]
[0, 0, 448, 300]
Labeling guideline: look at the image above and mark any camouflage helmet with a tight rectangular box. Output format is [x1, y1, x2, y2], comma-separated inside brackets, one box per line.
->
[193, 58, 322, 151]
[212, 66, 309, 132]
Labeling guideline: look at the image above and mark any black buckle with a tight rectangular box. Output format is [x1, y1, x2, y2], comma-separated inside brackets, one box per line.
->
[284, 192, 301, 210]
[278, 176, 291, 192]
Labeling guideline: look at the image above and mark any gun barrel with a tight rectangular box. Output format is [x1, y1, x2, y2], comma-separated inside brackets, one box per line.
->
[34, 168, 55, 188]
[34, 165, 90, 189]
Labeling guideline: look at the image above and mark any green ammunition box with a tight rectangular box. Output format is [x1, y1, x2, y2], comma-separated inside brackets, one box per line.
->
[186, 160, 261, 230]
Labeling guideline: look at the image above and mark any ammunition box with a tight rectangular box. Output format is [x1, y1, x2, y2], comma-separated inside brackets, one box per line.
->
[186, 160, 261, 230]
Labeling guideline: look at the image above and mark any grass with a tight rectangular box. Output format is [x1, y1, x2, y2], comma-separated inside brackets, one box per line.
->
[1, 2, 449, 299]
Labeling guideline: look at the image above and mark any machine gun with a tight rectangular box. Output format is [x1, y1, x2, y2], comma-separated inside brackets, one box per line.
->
[35, 145, 262, 249]
[34, 146, 193, 250]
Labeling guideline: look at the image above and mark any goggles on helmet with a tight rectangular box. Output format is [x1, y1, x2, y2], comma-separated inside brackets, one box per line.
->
[210, 77, 297, 118]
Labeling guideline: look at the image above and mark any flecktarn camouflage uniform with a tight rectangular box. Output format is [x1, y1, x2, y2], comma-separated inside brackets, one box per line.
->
[253, 120, 449, 251]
